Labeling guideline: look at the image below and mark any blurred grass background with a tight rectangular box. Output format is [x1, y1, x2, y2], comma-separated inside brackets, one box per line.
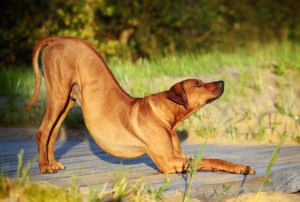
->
[0, 0, 299, 143]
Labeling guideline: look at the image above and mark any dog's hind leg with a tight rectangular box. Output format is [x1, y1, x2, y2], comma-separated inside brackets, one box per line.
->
[47, 97, 75, 171]
[37, 93, 73, 174]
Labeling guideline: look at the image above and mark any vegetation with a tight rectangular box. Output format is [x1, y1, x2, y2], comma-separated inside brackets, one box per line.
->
[0, 150, 83, 201]
[255, 132, 288, 195]
[1, 0, 300, 64]
[0, 42, 299, 144]
[183, 141, 206, 202]
[0, 150, 171, 202]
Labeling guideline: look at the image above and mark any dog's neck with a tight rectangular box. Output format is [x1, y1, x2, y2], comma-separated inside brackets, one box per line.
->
[142, 92, 194, 131]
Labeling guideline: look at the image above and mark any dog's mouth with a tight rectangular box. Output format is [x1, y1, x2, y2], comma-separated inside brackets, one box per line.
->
[206, 87, 224, 104]
[206, 97, 218, 104]
[203, 80, 224, 104]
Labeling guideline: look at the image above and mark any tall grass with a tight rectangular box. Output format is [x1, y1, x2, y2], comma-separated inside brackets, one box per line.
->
[0, 150, 37, 200]
[183, 141, 207, 202]
[253, 132, 288, 202]
[1, 42, 299, 98]
[16, 149, 36, 186]
[0, 67, 38, 98]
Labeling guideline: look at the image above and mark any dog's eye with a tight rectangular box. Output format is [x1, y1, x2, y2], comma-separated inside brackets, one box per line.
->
[195, 81, 202, 87]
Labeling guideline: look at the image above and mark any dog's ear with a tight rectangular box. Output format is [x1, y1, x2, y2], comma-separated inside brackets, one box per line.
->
[167, 82, 188, 108]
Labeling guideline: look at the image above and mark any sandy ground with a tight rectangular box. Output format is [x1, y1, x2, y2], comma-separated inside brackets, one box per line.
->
[227, 192, 300, 202]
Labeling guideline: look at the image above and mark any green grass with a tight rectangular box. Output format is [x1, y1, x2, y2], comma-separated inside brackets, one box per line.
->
[0, 66, 38, 98]
[0, 42, 299, 144]
[108, 164, 170, 201]
[109, 42, 300, 98]
[1, 42, 299, 98]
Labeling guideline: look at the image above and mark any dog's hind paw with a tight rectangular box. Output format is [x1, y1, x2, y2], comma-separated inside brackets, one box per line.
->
[50, 160, 65, 170]
[39, 161, 65, 174]
[40, 164, 57, 174]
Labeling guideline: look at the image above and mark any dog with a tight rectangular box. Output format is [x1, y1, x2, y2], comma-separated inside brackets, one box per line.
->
[26, 36, 255, 175]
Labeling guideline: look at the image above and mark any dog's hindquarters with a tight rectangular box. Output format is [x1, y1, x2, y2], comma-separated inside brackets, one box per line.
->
[30, 38, 78, 173]
[26, 36, 61, 111]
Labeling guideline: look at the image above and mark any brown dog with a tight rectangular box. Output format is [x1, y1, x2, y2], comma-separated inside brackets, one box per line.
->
[26, 36, 255, 175]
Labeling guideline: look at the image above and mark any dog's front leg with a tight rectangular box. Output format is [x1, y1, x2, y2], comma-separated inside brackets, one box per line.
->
[198, 158, 255, 175]
[170, 131, 185, 158]
[146, 141, 255, 174]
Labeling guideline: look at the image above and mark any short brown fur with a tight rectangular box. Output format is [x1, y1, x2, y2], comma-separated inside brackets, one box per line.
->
[27, 36, 255, 175]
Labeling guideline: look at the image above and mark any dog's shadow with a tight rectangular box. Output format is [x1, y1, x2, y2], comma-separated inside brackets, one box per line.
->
[56, 129, 189, 172]
[87, 139, 158, 170]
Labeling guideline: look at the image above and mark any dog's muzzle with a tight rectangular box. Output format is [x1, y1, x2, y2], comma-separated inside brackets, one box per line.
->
[206, 80, 224, 104]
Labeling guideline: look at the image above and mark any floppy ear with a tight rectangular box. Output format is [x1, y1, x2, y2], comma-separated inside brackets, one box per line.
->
[167, 82, 188, 108]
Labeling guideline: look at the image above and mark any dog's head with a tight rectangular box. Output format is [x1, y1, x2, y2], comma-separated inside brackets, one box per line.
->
[167, 79, 224, 110]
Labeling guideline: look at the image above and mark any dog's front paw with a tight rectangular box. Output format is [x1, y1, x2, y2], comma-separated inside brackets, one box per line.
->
[233, 165, 256, 175]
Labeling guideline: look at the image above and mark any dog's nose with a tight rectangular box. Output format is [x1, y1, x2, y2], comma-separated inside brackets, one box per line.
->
[217, 80, 224, 88]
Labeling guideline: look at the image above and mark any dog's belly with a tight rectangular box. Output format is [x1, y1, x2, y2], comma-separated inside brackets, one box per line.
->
[95, 139, 146, 158]
[93, 136, 146, 158]
[78, 82, 146, 158]
[87, 126, 146, 159]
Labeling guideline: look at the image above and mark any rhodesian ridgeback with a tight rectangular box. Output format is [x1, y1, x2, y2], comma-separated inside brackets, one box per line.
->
[26, 36, 255, 175]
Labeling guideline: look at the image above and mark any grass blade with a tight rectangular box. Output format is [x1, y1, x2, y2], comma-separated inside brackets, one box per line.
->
[183, 140, 207, 202]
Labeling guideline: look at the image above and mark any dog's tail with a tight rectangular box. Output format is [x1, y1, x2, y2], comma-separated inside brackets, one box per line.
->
[25, 36, 60, 111]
